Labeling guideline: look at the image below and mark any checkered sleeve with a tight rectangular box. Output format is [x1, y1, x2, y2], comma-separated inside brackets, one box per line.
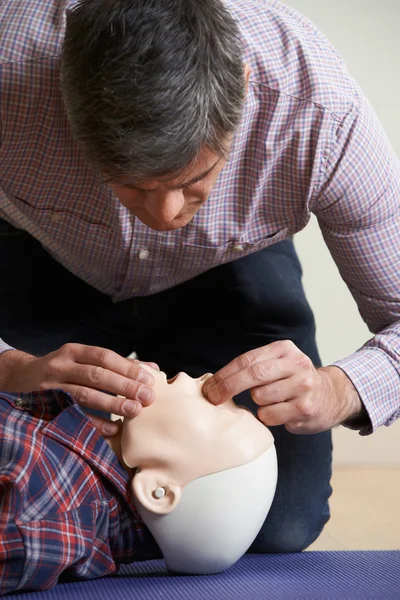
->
[311, 87, 400, 434]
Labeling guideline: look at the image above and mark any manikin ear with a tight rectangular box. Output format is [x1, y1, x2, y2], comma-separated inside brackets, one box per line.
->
[132, 469, 182, 515]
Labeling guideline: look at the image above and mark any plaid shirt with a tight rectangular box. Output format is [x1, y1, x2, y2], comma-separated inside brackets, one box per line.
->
[1, 0, 400, 434]
[0, 390, 159, 595]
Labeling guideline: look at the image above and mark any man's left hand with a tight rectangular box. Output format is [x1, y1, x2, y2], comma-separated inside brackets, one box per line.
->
[202, 340, 363, 434]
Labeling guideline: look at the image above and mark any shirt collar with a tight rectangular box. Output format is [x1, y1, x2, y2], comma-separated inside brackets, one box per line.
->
[2, 390, 136, 511]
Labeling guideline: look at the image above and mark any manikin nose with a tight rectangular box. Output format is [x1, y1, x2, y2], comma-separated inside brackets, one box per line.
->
[144, 189, 185, 223]
[167, 372, 201, 384]
[167, 372, 212, 387]
[167, 372, 189, 385]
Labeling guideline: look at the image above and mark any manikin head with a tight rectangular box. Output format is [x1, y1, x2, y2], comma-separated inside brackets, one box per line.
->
[119, 367, 278, 574]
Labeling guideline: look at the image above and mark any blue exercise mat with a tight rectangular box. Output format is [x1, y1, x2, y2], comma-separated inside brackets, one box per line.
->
[14, 551, 400, 599]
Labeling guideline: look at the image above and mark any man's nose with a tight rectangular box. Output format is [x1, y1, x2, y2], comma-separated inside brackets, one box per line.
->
[144, 188, 185, 223]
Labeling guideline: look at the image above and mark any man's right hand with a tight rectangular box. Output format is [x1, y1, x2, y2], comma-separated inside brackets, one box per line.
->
[0, 344, 157, 436]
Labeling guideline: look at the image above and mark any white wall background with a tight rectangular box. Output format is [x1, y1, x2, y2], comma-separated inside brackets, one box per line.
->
[282, 0, 400, 465]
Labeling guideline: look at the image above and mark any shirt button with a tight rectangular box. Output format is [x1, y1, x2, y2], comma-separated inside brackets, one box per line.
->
[51, 213, 63, 223]
[14, 397, 26, 408]
[233, 243, 245, 253]
[138, 248, 149, 260]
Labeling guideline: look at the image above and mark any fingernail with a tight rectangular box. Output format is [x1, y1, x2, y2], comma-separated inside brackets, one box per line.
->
[122, 400, 138, 416]
[137, 387, 152, 404]
[137, 370, 154, 386]
[103, 423, 118, 436]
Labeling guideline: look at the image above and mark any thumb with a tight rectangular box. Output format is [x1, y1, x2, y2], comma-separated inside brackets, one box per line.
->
[202, 376, 222, 404]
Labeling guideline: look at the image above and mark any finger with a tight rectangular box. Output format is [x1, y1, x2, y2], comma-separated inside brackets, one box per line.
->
[257, 395, 318, 431]
[138, 360, 160, 371]
[257, 401, 299, 427]
[61, 384, 144, 418]
[284, 420, 321, 435]
[88, 416, 121, 437]
[61, 344, 158, 385]
[202, 341, 297, 404]
[204, 344, 285, 390]
[204, 355, 293, 405]
[67, 362, 155, 406]
[51, 346, 156, 406]
[128, 358, 160, 371]
[251, 377, 295, 407]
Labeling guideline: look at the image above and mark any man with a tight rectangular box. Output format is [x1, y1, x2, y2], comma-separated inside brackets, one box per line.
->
[0, 0, 399, 554]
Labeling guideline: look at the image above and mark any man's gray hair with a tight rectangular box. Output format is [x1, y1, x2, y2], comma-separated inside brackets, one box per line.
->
[60, 0, 246, 184]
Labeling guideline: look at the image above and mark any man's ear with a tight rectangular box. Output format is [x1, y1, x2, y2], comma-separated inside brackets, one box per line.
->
[244, 62, 251, 96]
[132, 469, 182, 515]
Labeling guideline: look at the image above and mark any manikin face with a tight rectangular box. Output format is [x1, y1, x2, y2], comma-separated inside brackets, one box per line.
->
[121, 367, 273, 515]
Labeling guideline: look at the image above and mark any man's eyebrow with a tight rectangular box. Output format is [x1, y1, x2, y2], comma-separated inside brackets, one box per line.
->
[124, 158, 221, 191]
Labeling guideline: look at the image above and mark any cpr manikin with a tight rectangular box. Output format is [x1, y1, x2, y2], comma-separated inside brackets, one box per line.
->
[113, 366, 278, 574]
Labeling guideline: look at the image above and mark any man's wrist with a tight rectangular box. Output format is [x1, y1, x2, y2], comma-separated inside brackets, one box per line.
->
[319, 365, 368, 428]
[0, 349, 36, 390]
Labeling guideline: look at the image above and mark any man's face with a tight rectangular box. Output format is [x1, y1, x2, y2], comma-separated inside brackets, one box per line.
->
[106, 144, 230, 231]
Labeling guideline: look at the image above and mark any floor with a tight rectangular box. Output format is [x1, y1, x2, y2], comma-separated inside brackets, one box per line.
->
[307, 468, 400, 551]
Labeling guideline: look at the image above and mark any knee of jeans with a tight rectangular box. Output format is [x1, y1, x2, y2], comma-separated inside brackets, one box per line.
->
[250, 514, 329, 554]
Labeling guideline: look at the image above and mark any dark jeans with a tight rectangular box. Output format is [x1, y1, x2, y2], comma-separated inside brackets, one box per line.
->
[0, 217, 332, 553]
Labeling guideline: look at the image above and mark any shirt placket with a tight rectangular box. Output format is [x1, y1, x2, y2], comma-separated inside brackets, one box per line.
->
[120, 220, 163, 299]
